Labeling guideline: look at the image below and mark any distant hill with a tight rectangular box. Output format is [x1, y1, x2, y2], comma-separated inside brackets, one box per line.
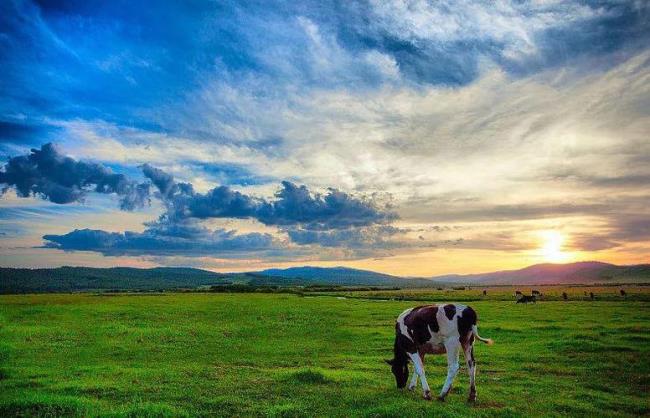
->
[427, 261, 650, 285]
[2, 261, 648, 294]
[0, 266, 233, 293]
[258, 266, 437, 287]
[0, 265, 433, 294]
[258, 262, 650, 286]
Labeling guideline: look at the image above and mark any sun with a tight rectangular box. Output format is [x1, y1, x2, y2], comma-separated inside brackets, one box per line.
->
[539, 231, 572, 263]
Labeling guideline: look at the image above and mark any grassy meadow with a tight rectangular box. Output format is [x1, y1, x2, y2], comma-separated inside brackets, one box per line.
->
[0, 292, 649, 417]
[307, 285, 650, 302]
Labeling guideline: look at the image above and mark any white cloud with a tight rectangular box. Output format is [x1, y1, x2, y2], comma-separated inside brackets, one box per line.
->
[366, 0, 606, 61]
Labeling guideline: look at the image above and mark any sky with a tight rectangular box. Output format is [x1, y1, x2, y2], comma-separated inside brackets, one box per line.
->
[0, 0, 649, 276]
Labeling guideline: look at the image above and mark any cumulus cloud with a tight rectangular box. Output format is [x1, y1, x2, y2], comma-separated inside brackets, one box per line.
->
[0, 143, 150, 210]
[145, 165, 396, 230]
[0, 142, 400, 257]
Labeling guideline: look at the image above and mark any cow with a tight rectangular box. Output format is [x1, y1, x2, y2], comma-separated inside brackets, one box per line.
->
[590, 292, 595, 300]
[531, 290, 541, 296]
[516, 295, 536, 304]
[386, 304, 493, 403]
[515, 290, 523, 297]
[620, 289, 627, 297]
[562, 292, 568, 301]
[482, 290, 487, 296]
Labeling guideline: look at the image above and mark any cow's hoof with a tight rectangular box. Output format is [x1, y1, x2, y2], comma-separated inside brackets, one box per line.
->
[423, 391, 432, 401]
[436, 395, 446, 402]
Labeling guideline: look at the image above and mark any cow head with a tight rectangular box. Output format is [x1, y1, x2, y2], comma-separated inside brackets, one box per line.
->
[385, 358, 408, 388]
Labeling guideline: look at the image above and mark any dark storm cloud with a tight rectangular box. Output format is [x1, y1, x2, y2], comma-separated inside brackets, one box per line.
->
[0, 143, 150, 209]
[43, 220, 276, 256]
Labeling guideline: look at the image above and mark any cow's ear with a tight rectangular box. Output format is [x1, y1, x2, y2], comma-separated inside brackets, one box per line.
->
[384, 359, 394, 365]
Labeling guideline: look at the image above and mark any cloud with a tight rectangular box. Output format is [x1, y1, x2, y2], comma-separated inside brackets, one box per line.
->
[145, 165, 397, 230]
[362, 0, 646, 76]
[141, 163, 177, 199]
[43, 220, 278, 257]
[0, 143, 150, 209]
[570, 234, 620, 252]
[0, 143, 400, 257]
[286, 225, 405, 248]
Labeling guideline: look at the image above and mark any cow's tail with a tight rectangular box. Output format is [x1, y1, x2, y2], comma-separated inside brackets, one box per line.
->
[472, 324, 494, 345]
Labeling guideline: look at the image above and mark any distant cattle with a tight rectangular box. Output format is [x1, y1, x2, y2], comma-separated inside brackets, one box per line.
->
[562, 292, 568, 301]
[516, 295, 536, 304]
[620, 289, 627, 297]
[589, 292, 595, 300]
[482, 290, 487, 296]
[387, 304, 493, 402]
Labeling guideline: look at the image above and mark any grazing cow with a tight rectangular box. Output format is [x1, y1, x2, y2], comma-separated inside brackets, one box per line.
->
[386, 304, 493, 402]
[516, 295, 536, 304]
[562, 292, 568, 301]
[620, 289, 627, 297]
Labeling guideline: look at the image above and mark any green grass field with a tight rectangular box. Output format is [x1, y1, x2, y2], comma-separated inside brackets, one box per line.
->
[308, 285, 650, 302]
[1, 293, 648, 417]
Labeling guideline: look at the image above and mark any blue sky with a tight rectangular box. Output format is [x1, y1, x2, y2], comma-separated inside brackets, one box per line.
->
[1, 0, 649, 275]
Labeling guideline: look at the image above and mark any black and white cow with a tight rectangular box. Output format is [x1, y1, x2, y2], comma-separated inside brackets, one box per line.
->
[386, 304, 493, 402]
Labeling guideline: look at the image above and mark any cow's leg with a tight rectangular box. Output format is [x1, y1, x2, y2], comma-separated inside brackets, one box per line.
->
[438, 340, 460, 401]
[409, 351, 427, 390]
[408, 352, 431, 400]
[407, 352, 423, 391]
[463, 342, 477, 402]
[408, 367, 419, 391]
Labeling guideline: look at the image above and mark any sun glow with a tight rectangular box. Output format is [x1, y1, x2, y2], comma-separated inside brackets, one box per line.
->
[539, 230, 572, 263]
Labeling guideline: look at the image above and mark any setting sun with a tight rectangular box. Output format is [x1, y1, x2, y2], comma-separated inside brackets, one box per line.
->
[540, 231, 572, 263]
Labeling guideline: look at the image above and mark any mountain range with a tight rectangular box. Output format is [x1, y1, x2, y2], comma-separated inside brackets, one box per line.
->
[1, 261, 648, 293]
[259, 261, 650, 286]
